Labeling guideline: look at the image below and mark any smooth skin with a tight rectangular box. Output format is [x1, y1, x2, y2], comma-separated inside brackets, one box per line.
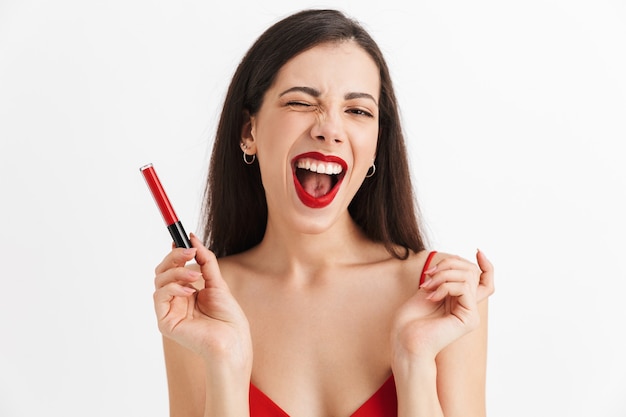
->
[153, 41, 495, 417]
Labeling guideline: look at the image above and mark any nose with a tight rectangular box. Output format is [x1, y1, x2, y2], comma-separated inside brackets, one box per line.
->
[310, 111, 344, 144]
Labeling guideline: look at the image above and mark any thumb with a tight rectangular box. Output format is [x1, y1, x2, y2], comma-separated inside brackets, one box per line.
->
[476, 249, 494, 277]
[476, 249, 495, 300]
[190, 233, 228, 291]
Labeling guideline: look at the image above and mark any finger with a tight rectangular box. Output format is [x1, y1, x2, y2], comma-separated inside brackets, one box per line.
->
[424, 254, 478, 276]
[476, 249, 494, 277]
[154, 267, 202, 290]
[421, 265, 480, 290]
[476, 249, 495, 299]
[425, 282, 479, 329]
[425, 281, 476, 302]
[421, 269, 474, 290]
[431, 284, 481, 330]
[190, 233, 228, 291]
[426, 287, 479, 329]
[153, 282, 196, 321]
[155, 247, 198, 275]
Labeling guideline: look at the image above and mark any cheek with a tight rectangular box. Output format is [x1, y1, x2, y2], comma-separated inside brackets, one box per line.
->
[353, 128, 378, 162]
[254, 132, 292, 183]
[255, 114, 297, 148]
[255, 116, 310, 167]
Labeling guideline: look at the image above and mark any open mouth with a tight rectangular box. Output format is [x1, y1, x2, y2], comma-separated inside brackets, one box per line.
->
[291, 152, 347, 208]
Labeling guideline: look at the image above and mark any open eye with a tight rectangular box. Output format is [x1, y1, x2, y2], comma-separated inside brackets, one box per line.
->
[347, 108, 375, 118]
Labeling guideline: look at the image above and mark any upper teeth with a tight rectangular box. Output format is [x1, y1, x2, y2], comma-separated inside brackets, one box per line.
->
[296, 158, 343, 175]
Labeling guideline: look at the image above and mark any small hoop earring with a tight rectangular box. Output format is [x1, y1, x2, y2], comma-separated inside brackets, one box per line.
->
[243, 151, 256, 165]
[365, 163, 376, 178]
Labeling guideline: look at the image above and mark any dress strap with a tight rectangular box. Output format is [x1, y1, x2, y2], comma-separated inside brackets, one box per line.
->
[419, 251, 437, 286]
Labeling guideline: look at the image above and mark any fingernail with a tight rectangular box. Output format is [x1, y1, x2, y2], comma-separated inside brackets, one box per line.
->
[182, 286, 196, 295]
[420, 278, 433, 288]
[183, 248, 196, 256]
[187, 270, 201, 278]
[424, 266, 436, 274]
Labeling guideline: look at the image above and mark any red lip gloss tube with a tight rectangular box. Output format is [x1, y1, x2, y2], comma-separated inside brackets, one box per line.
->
[139, 163, 192, 248]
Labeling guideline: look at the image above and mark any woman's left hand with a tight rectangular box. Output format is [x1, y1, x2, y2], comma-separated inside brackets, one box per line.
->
[391, 250, 494, 363]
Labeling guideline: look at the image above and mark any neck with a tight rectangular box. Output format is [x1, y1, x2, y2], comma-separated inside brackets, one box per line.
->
[251, 211, 380, 280]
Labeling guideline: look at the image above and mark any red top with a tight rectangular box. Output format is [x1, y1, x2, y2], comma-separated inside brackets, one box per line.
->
[249, 251, 437, 416]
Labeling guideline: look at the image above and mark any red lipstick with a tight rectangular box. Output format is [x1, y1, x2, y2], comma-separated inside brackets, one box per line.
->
[139, 163, 192, 248]
[291, 152, 347, 208]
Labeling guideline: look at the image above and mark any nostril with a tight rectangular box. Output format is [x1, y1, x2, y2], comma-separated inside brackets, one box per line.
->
[315, 135, 342, 143]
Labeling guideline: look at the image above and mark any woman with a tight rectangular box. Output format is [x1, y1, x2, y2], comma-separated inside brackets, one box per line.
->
[153, 8, 494, 417]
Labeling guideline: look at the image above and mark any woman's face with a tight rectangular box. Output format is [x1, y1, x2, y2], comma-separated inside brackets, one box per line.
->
[245, 41, 380, 233]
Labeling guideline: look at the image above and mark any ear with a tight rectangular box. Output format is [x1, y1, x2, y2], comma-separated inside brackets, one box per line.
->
[240, 110, 257, 155]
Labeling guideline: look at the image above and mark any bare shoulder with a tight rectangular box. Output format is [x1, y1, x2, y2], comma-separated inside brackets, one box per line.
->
[215, 251, 250, 272]
[213, 251, 256, 290]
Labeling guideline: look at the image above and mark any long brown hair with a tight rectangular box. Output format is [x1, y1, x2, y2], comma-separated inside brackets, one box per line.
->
[202, 9, 426, 259]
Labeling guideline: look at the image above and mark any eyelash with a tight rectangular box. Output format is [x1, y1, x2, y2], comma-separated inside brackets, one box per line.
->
[286, 101, 374, 118]
[348, 108, 374, 118]
[287, 101, 311, 107]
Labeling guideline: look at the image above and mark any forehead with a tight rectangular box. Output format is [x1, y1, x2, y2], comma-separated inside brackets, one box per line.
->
[272, 41, 380, 97]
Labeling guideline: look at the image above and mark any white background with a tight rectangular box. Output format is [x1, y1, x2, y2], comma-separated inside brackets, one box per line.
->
[1, 0, 625, 416]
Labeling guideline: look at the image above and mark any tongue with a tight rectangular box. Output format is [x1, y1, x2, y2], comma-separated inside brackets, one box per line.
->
[299, 170, 332, 198]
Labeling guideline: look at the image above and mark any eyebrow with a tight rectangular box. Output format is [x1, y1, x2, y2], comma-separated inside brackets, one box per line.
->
[279, 86, 378, 106]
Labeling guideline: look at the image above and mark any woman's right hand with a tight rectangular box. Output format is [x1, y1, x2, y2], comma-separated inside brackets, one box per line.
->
[153, 233, 252, 369]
